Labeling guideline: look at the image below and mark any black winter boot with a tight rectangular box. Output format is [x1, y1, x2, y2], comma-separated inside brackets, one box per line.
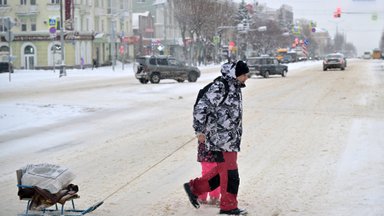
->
[183, 183, 200, 209]
[219, 208, 248, 215]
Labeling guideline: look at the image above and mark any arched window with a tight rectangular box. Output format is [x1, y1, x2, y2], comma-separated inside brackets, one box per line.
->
[0, 46, 9, 52]
[24, 45, 34, 55]
[51, 44, 61, 52]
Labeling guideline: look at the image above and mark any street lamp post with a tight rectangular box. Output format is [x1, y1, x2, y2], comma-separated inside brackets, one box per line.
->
[219, 24, 267, 60]
[59, 0, 66, 77]
[217, 26, 236, 62]
[108, 0, 127, 71]
[111, 19, 116, 71]
[256, 26, 267, 55]
[1, 17, 14, 82]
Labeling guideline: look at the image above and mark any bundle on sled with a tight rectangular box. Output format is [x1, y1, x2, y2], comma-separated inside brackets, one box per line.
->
[16, 163, 103, 216]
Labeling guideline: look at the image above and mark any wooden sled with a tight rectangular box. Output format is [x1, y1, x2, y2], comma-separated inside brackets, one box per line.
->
[16, 169, 103, 216]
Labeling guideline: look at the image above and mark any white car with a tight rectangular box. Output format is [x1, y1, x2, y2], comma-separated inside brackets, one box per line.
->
[363, 52, 371, 59]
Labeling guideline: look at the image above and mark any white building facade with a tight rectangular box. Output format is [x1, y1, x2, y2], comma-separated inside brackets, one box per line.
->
[0, 0, 133, 70]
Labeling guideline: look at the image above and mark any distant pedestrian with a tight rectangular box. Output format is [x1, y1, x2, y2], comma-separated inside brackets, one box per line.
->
[80, 57, 84, 70]
[184, 61, 250, 215]
[92, 58, 97, 70]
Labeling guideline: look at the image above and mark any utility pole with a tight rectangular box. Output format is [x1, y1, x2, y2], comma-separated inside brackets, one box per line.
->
[122, 31, 125, 70]
[59, 0, 66, 77]
[112, 20, 115, 71]
[6, 18, 12, 82]
[110, 0, 116, 71]
[163, 4, 167, 54]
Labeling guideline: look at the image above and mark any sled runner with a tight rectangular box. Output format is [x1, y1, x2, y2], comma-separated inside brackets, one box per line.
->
[16, 164, 103, 216]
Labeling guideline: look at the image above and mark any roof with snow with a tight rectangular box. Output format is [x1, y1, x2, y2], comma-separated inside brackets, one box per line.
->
[153, 0, 167, 5]
[132, 11, 150, 30]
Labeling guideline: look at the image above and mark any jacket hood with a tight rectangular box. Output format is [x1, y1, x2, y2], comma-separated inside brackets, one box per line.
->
[221, 62, 236, 78]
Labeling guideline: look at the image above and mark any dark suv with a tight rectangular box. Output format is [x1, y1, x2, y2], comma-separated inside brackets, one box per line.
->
[247, 56, 288, 78]
[133, 55, 201, 84]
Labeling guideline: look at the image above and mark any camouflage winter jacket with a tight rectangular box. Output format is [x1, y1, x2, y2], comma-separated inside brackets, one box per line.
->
[193, 65, 244, 152]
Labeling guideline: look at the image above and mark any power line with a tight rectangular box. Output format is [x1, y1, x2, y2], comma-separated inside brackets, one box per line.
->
[343, 29, 384, 32]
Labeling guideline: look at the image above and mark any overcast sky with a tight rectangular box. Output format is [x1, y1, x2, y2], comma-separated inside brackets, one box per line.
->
[242, 0, 384, 55]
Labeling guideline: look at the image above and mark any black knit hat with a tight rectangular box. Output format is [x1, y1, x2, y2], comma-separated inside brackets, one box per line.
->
[235, 60, 249, 77]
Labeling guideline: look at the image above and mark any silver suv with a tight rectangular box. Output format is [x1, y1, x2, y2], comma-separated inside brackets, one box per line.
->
[133, 55, 201, 84]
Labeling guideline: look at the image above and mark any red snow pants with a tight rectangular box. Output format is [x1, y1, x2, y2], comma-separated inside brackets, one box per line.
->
[198, 162, 221, 201]
[189, 152, 239, 211]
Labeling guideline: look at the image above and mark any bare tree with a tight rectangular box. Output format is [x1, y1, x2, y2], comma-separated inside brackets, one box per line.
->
[248, 18, 289, 55]
[171, 0, 192, 51]
[170, 0, 235, 63]
[344, 42, 357, 57]
[333, 33, 345, 52]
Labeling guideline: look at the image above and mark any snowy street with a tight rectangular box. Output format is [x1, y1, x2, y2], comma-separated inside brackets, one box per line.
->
[1, 59, 384, 216]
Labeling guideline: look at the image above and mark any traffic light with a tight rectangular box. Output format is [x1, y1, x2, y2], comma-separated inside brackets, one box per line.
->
[334, 7, 341, 18]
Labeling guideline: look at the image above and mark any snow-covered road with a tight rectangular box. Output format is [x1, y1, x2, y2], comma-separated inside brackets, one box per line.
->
[0, 59, 383, 216]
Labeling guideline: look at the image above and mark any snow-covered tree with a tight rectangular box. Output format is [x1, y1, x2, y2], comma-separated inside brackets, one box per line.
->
[234, 0, 251, 31]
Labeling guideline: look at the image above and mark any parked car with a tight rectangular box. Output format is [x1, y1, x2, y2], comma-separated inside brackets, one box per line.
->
[133, 55, 201, 84]
[247, 56, 288, 78]
[0, 62, 14, 73]
[323, 53, 346, 71]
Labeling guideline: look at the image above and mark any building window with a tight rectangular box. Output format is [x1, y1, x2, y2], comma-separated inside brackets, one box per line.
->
[21, 24, 27, 31]
[50, 0, 59, 3]
[30, 0, 36, 5]
[24, 45, 34, 54]
[0, 0, 8, 6]
[0, 46, 9, 52]
[20, 0, 26, 5]
[51, 44, 61, 52]
[30, 18, 36, 31]
[0, 20, 7, 32]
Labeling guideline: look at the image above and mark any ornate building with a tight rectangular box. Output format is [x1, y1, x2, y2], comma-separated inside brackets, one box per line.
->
[0, 0, 133, 70]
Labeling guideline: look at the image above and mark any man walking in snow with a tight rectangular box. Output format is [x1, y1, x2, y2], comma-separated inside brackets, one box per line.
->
[184, 60, 249, 215]
[92, 58, 97, 70]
